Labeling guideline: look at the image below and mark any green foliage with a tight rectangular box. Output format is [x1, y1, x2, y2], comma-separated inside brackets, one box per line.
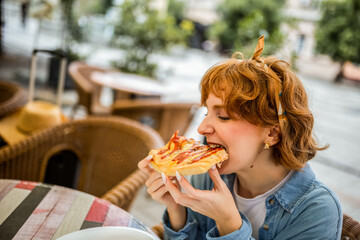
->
[167, 0, 186, 23]
[315, 0, 360, 64]
[111, 0, 193, 77]
[60, 0, 83, 49]
[208, 0, 287, 56]
[75, 0, 113, 16]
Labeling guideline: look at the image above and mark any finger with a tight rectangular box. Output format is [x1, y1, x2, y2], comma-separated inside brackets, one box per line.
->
[175, 171, 199, 198]
[138, 155, 154, 175]
[145, 171, 161, 187]
[208, 165, 226, 191]
[147, 177, 165, 194]
[150, 185, 170, 202]
[163, 173, 191, 207]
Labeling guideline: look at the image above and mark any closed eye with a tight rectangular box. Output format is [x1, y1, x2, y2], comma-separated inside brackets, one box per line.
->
[218, 116, 230, 121]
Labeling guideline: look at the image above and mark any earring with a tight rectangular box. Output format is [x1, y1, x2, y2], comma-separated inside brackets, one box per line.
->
[264, 142, 270, 150]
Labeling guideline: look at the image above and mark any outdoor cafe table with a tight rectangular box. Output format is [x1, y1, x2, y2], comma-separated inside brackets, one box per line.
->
[91, 71, 167, 99]
[0, 179, 157, 240]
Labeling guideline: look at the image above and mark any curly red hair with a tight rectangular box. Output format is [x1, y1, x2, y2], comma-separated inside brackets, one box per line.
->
[200, 55, 327, 170]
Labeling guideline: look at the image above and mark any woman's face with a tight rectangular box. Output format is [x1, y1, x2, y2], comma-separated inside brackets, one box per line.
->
[197, 93, 268, 175]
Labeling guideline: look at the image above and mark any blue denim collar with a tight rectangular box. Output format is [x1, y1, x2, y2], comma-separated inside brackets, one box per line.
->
[273, 164, 316, 213]
[223, 163, 316, 214]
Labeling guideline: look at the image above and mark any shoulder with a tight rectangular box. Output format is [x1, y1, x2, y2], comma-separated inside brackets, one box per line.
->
[298, 179, 342, 217]
[289, 179, 343, 238]
[289, 164, 342, 223]
[275, 164, 342, 238]
[292, 166, 342, 219]
[278, 164, 341, 214]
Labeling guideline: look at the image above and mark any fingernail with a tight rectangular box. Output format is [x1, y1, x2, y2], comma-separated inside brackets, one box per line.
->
[145, 155, 153, 161]
[211, 165, 216, 170]
[148, 163, 153, 169]
[175, 171, 181, 182]
[161, 172, 166, 184]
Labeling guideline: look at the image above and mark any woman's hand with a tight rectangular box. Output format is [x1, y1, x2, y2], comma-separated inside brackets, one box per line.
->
[138, 156, 186, 230]
[138, 155, 176, 208]
[163, 166, 243, 236]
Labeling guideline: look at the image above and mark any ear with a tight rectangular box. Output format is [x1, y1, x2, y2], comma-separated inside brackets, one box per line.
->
[265, 125, 281, 146]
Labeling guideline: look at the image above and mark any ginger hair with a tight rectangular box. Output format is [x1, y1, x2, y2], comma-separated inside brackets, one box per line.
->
[200, 48, 327, 170]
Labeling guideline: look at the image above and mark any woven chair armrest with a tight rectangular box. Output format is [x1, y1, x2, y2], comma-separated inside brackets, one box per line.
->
[342, 214, 360, 240]
[101, 169, 148, 210]
[151, 223, 164, 240]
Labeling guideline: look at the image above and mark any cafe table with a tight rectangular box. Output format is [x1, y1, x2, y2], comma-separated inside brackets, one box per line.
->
[91, 71, 168, 99]
[0, 179, 158, 240]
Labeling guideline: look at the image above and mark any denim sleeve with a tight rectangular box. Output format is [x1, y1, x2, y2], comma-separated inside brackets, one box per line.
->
[206, 212, 255, 240]
[162, 173, 256, 239]
[163, 208, 255, 240]
[162, 208, 200, 240]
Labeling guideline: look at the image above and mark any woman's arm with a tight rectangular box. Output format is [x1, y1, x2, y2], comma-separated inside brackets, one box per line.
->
[163, 166, 243, 236]
[138, 156, 187, 230]
[167, 202, 187, 231]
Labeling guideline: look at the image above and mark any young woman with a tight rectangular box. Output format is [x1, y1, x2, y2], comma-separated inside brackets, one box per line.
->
[138, 36, 342, 239]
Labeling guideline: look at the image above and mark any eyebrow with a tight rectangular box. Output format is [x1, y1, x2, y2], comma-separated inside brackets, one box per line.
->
[213, 104, 224, 110]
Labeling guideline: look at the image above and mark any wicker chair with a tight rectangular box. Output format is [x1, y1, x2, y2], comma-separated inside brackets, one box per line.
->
[342, 214, 360, 240]
[112, 99, 199, 141]
[68, 61, 112, 116]
[0, 81, 27, 118]
[0, 116, 164, 210]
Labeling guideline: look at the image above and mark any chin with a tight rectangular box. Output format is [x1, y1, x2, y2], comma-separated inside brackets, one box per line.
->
[217, 162, 230, 175]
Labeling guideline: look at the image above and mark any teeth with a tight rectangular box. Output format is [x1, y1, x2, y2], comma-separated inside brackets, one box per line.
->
[209, 144, 225, 149]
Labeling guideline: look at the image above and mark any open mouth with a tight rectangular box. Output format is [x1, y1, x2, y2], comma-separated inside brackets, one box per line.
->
[209, 144, 227, 151]
[208, 144, 228, 168]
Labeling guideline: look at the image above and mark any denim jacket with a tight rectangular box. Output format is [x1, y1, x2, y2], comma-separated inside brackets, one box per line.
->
[163, 164, 342, 240]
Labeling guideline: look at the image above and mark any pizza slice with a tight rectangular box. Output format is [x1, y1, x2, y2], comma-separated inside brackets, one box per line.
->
[148, 131, 228, 176]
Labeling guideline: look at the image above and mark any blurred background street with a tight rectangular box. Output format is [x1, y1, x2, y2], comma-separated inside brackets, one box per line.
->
[1, 0, 360, 228]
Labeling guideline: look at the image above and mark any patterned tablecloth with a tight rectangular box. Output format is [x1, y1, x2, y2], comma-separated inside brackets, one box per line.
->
[0, 179, 156, 240]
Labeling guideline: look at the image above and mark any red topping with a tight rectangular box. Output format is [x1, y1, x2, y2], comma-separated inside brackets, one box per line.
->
[160, 131, 182, 159]
[173, 147, 223, 164]
[157, 131, 224, 165]
[190, 148, 220, 162]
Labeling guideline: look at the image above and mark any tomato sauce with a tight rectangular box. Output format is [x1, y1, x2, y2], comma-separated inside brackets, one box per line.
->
[173, 148, 222, 164]
[160, 132, 182, 159]
[158, 131, 223, 164]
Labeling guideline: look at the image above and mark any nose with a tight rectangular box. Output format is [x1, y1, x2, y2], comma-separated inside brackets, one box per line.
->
[197, 116, 214, 137]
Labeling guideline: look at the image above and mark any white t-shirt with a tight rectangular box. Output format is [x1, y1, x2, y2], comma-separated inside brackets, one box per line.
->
[232, 171, 294, 239]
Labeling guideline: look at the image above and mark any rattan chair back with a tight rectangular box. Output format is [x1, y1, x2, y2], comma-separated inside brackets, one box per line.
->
[342, 214, 360, 239]
[112, 99, 199, 141]
[0, 81, 27, 117]
[68, 61, 110, 115]
[0, 117, 164, 208]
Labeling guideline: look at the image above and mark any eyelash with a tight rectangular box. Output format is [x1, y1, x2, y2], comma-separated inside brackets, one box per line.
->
[204, 113, 230, 121]
[218, 116, 230, 121]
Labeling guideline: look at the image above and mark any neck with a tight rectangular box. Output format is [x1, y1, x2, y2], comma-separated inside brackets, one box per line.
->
[235, 159, 289, 198]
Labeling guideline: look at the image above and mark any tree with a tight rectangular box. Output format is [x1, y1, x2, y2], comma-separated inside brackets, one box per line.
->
[111, 0, 193, 78]
[208, 0, 287, 56]
[75, 0, 113, 16]
[315, 0, 360, 81]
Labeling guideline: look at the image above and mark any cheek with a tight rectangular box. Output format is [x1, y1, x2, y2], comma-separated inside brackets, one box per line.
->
[221, 124, 263, 171]
[226, 123, 261, 148]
